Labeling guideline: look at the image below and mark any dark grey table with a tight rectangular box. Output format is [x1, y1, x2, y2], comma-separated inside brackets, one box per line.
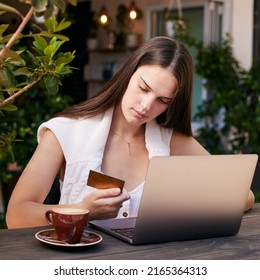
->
[0, 204, 260, 260]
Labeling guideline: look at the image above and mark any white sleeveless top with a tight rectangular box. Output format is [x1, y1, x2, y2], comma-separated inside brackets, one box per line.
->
[37, 108, 172, 218]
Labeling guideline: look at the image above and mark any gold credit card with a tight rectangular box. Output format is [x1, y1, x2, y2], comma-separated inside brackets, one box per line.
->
[87, 170, 125, 191]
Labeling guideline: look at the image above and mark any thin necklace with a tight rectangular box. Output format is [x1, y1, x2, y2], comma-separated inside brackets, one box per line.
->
[111, 130, 143, 156]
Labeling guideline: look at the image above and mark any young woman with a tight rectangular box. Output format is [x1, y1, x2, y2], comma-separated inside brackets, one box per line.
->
[6, 36, 254, 228]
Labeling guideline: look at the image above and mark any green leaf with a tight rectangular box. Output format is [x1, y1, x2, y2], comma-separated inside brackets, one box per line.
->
[44, 74, 58, 87]
[0, 24, 9, 36]
[56, 51, 75, 66]
[54, 0, 66, 13]
[67, 0, 77, 6]
[13, 67, 32, 76]
[0, 67, 15, 87]
[44, 3, 55, 19]
[0, 3, 22, 16]
[36, 30, 69, 41]
[43, 44, 55, 57]
[26, 50, 41, 67]
[44, 75, 59, 94]
[0, 33, 13, 43]
[31, 0, 48, 13]
[3, 49, 26, 66]
[44, 37, 64, 58]
[0, 130, 20, 162]
[33, 36, 48, 51]
[0, 104, 17, 112]
[55, 63, 65, 73]
[55, 19, 71, 32]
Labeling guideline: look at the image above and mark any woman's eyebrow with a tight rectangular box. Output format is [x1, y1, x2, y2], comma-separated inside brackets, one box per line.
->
[140, 75, 173, 100]
[139, 76, 153, 91]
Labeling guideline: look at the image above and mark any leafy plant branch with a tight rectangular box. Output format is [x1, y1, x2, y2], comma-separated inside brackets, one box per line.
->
[0, 1, 76, 109]
[0, 0, 77, 163]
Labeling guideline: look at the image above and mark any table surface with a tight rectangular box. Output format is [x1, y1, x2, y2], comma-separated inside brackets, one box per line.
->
[1, 204, 260, 260]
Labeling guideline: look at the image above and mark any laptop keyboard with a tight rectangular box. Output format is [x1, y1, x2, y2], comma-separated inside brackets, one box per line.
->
[112, 228, 135, 238]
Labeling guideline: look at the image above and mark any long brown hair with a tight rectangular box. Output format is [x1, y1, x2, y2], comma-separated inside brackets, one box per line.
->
[59, 36, 194, 135]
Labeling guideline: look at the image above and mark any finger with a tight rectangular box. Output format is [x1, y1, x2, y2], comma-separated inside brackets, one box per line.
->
[121, 188, 131, 200]
[92, 187, 122, 199]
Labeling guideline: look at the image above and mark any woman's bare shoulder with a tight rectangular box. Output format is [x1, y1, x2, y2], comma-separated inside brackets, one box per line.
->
[170, 131, 210, 156]
[35, 128, 65, 163]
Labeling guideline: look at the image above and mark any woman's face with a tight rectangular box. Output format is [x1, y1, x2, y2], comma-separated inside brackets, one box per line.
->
[120, 65, 178, 126]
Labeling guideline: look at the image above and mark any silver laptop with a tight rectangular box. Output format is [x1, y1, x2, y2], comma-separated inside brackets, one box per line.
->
[90, 154, 258, 245]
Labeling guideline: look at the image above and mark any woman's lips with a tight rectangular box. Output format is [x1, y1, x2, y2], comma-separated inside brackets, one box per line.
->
[132, 109, 147, 119]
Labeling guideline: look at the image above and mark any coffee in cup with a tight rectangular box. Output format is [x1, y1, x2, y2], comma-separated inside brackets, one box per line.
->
[45, 207, 89, 244]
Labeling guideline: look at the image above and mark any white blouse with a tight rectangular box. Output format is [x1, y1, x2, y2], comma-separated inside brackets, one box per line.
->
[37, 107, 172, 218]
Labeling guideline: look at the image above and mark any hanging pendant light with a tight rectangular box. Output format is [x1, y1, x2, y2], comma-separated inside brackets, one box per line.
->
[129, 1, 137, 20]
[99, 5, 108, 25]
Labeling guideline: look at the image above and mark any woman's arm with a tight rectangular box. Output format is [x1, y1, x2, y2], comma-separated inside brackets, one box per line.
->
[170, 131, 254, 212]
[170, 131, 210, 156]
[245, 189, 255, 212]
[6, 129, 64, 228]
[6, 129, 130, 229]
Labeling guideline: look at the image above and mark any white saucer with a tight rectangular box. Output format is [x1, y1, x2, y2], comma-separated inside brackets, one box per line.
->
[35, 229, 102, 248]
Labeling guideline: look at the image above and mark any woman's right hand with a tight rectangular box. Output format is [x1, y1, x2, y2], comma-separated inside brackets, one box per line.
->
[78, 188, 130, 220]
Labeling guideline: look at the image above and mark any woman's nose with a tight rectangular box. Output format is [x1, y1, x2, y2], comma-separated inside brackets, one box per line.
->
[141, 95, 153, 111]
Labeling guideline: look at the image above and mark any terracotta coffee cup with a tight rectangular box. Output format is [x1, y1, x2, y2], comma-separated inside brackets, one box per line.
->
[45, 208, 89, 244]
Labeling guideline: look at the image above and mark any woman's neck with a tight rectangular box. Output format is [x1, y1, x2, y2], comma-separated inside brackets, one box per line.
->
[111, 105, 145, 139]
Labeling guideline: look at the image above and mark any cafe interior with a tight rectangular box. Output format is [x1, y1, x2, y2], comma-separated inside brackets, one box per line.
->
[0, 0, 260, 230]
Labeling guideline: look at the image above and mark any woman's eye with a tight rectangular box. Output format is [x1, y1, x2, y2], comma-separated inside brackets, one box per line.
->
[159, 99, 170, 105]
[139, 86, 148, 92]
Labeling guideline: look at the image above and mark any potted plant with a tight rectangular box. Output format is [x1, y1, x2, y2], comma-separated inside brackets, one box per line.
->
[193, 35, 260, 195]
[163, 7, 189, 39]
[174, 25, 260, 198]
